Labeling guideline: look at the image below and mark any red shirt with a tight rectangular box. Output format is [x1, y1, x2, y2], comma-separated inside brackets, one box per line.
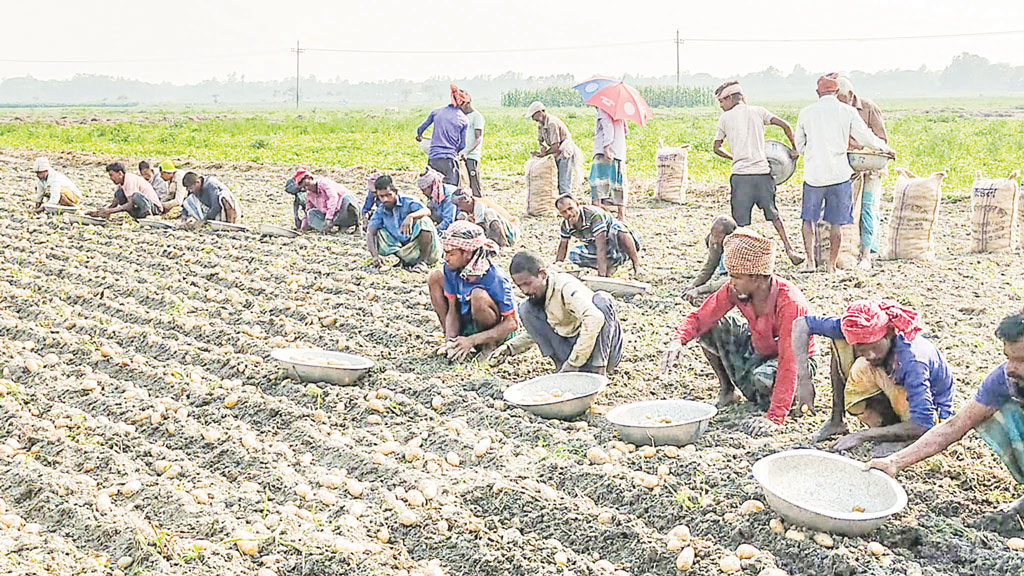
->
[674, 277, 814, 424]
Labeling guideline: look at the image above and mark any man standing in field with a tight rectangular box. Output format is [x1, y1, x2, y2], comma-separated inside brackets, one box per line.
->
[490, 251, 623, 375]
[712, 81, 804, 266]
[31, 157, 82, 213]
[181, 172, 242, 228]
[366, 174, 441, 271]
[427, 221, 519, 362]
[661, 228, 813, 436]
[867, 311, 1024, 518]
[555, 194, 643, 280]
[795, 73, 894, 274]
[89, 162, 162, 220]
[457, 95, 485, 197]
[293, 169, 360, 234]
[157, 161, 188, 214]
[416, 85, 469, 187]
[791, 300, 956, 455]
[450, 189, 519, 248]
[526, 101, 578, 196]
[590, 106, 628, 221]
[684, 216, 737, 305]
[837, 77, 888, 270]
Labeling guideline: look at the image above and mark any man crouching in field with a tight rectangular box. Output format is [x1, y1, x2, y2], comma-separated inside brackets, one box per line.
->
[428, 221, 519, 362]
[867, 311, 1024, 519]
[366, 174, 441, 272]
[181, 172, 242, 229]
[89, 162, 163, 220]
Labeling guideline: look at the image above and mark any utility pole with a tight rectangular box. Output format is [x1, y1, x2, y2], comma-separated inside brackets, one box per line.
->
[675, 30, 681, 87]
[292, 40, 304, 109]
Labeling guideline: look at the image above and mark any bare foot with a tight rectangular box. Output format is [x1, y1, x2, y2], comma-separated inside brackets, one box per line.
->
[716, 390, 741, 408]
[632, 267, 647, 282]
[801, 261, 816, 273]
[857, 258, 872, 271]
[788, 252, 806, 266]
[812, 420, 849, 443]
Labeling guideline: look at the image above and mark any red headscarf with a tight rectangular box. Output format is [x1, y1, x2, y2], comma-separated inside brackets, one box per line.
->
[840, 300, 924, 345]
[450, 84, 471, 107]
[817, 73, 840, 93]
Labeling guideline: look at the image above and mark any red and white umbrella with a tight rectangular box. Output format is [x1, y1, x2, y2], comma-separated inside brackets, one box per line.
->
[584, 81, 653, 126]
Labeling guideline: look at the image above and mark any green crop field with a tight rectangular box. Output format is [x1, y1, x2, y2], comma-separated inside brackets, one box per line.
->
[0, 101, 1022, 193]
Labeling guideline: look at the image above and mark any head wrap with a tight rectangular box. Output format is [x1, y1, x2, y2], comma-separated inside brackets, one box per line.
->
[817, 73, 840, 93]
[293, 169, 313, 186]
[840, 300, 924, 345]
[442, 220, 499, 278]
[417, 168, 446, 204]
[722, 227, 776, 276]
[33, 157, 51, 172]
[450, 84, 471, 107]
[365, 170, 383, 192]
[158, 160, 176, 172]
[718, 83, 742, 99]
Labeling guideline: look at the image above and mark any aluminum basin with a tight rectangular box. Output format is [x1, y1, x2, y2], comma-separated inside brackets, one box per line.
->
[43, 204, 81, 214]
[848, 151, 890, 172]
[580, 276, 649, 298]
[605, 400, 716, 446]
[67, 214, 107, 226]
[259, 223, 300, 238]
[503, 373, 607, 420]
[752, 449, 907, 536]
[208, 221, 249, 233]
[138, 219, 176, 230]
[766, 139, 797, 185]
[271, 348, 374, 386]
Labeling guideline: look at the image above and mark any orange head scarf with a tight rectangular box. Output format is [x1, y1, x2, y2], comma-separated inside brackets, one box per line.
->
[450, 84, 471, 107]
[840, 300, 924, 345]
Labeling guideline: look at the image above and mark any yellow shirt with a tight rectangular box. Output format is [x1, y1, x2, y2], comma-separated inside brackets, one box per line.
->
[507, 272, 605, 367]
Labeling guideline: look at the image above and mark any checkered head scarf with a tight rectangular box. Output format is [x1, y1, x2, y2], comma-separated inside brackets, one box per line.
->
[417, 168, 446, 205]
[442, 220, 498, 278]
[841, 300, 924, 345]
[722, 227, 776, 276]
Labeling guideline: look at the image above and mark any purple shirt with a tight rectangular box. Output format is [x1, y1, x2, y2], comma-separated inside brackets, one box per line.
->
[975, 363, 1017, 409]
[417, 105, 468, 160]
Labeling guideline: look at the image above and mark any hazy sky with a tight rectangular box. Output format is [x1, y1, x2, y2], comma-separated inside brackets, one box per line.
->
[2, 0, 1023, 83]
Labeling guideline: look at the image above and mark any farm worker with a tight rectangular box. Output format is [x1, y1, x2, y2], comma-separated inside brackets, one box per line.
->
[366, 174, 441, 271]
[795, 73, 894, 274]
[416, 168, 458, 232]
[415, 84, 468, 186]
[360, 170, 383, 223]
[684, 216, 737, 306]
[157, 160, 188, 214]
[712, 81, 804, 266]
[456, 93, 485, 197]
[139, 160, 167, 202]
[866, 311, 1024, 517]
[293, 169, 360, 234]
[526, 101, 578, 195]
[31, 157, 82, 213]
[554, 194, 643, 280]
[791, 300, 956, 454]
[427, 221, 519, 362]
[661, 228, 814, 436]
[450, 189, 519, 248]
[284, 176, 306, 229]
[180, 172, 242, 228]
[490, 250, 623, 375]
[589, 107, 629, 221]
[837, 76, 888, 270]
[89, 162, 162, 220]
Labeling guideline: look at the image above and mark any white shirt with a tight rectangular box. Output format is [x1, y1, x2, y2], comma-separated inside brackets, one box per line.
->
[795, 95, 893, 187]
[593, 109, 627, 160]
[715, 103, 775, 175]
[35, 169, 82, 205]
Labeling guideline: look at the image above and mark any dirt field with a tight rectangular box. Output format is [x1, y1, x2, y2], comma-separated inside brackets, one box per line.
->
[1, 149, 1023, 576]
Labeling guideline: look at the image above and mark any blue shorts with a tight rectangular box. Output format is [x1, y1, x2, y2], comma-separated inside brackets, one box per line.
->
[801, 180, 854, 225]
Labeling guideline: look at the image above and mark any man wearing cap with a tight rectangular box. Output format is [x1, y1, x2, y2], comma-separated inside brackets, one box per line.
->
[526, 101, 578, 196]
[713, 81, 804, 266]
[795, 73, 895, 274]
[427, 221, 519, 362]
[451, 189, 519, 248]
[866, 311, 1024, 518]
[157, 161, 188, 214]
[662, 228, 814, 435]
[31, 157, 82, 213]
[837, 77, 888, 270]
[181, 172, 242, 228]
[366, 174, 441, 271]
[791, 300, 956, 453]
[89, 162, 162, 220]
[416, 85, 469, 187]
[416, 169, 458, 232]
[490, 250, 623, 376]
[590, 106, 629, 221]
[555, 194, 643, 280]
[457, 95, 485, 197]
[292, 169, 360, 234]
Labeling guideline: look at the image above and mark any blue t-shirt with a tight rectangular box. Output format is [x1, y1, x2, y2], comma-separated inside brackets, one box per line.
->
[368, 194, 426, 244]
[804, 315, 956, 429]
[428, 184, 459, 232]
[442, 262, 516, 320]
[975, 363, 1016, 409]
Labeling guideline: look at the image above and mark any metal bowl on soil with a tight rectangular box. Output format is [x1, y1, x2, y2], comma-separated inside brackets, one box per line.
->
[67, 214, 107, 226]
[43, 204, 81, 215]
[208, 221, 249, 233]
[503, 373, 608, 420]
[580, 276, 650, 299]
[138, 219, 176, 230]
[259, 223, 300, 238]
[752, 449, 907, 536]
[271, 348, 374, 386]
[848, 150, 891, 172]
[765, 139, 797, 185]
[605, 399, 717, 446]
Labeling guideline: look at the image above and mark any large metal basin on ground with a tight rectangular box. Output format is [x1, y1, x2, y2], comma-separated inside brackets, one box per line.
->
[138, 219, 176, 230]
[271, 348, 375, 385]
[503, 373, 608, 420]
[43, 204, 81, 214]
[605, 399, 716, 446]
[752, 449, 907, 536]
[259, 223, 300, 238]
[208, 221, 249, 233]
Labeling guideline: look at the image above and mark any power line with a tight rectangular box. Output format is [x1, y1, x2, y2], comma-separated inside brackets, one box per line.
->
[303, 39, 665, 55]
[679, 29, 1024, 44]
[0, 50, 281, 65]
